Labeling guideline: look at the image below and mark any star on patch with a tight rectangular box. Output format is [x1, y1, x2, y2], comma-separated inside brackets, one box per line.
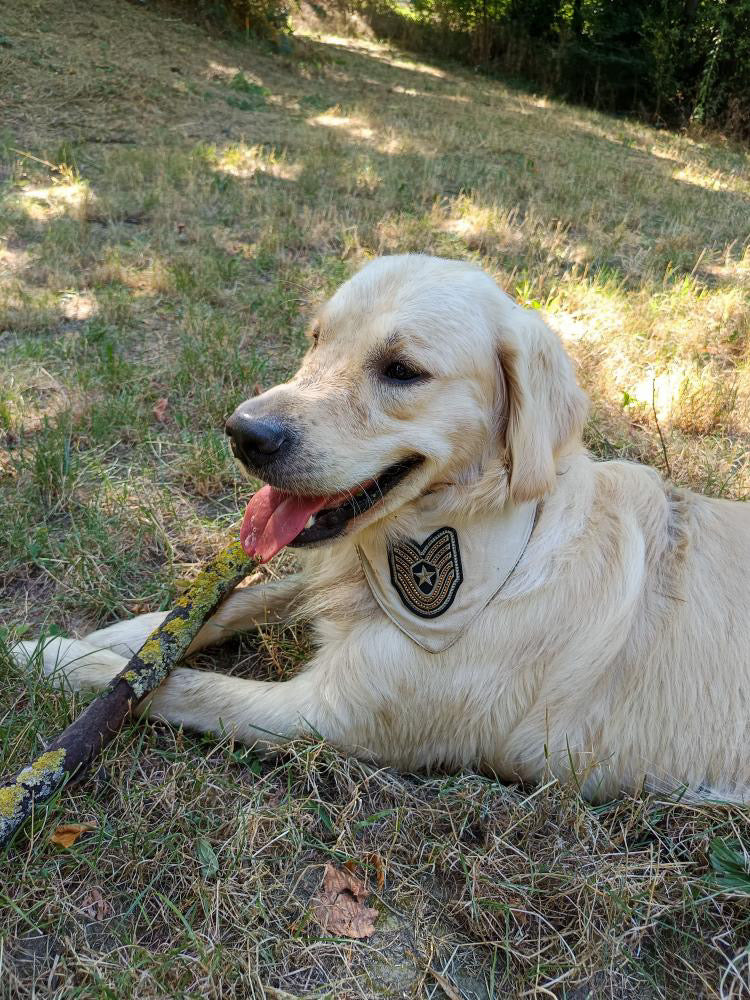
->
[412, 561, 437, 593]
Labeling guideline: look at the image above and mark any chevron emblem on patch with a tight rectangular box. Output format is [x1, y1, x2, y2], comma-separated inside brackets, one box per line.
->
[387, 527, 464, 618]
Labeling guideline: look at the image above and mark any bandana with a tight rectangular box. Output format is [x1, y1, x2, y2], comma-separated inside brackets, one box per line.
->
[357, 493, 538, 653]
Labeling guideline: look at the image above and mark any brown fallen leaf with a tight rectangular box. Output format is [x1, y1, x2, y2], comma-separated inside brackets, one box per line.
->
[311, 862, 378, 940]
[426, 967, 463, 1000]
[152, 397, 169, 422]
[509, 894, 529, 926]
[80, 887, 113, 921]
[365, 851, 386, 890]
[49, 821, 98, 848]
[262, 989, 302, 1000]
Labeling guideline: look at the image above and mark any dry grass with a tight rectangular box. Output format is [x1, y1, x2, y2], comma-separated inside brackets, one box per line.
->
[1, 0, 750, 996]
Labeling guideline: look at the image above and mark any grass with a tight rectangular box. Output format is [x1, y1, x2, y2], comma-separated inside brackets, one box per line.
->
[1, 0, 749, 995]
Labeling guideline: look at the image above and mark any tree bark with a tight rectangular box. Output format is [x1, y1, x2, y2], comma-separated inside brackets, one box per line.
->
[0, 540, 257, 850]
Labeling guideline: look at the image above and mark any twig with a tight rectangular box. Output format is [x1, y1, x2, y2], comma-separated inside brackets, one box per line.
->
[652, 379, 672, 480]
[0, 540, 257, 850]
[8, 147, 65, 174]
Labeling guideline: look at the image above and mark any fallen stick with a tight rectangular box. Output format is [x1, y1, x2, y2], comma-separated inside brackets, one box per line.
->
[0, 539, 257, 850]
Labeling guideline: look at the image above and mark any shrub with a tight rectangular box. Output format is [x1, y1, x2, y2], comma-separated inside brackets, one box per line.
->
[354, 0, 750, 139]
[172, 0, 292, 41]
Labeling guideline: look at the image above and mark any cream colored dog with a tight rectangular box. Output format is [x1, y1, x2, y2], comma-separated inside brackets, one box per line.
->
[15, 255, 750, 801]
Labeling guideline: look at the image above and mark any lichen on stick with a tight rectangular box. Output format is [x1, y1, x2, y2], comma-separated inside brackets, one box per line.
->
[0, 540, 257, 850]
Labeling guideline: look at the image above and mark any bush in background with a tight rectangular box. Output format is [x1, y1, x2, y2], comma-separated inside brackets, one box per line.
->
[174, 0, 292, 41]
[354, 0, 750, 139]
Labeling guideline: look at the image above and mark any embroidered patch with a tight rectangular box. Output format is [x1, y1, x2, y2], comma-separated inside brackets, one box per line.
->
[387, 527, 464, 618]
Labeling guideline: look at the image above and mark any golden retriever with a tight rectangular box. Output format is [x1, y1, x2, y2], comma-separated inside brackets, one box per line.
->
[15, 255, 750, 801]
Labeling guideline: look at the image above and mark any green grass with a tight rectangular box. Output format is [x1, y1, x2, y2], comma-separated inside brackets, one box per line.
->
[1, 0, 750, 995]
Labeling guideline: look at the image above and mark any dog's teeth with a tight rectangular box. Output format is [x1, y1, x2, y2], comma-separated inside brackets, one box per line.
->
[305, 516, 315, 529]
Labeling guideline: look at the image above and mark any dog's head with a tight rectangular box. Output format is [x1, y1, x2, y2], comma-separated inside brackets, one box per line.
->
[227, 255, 587, 560]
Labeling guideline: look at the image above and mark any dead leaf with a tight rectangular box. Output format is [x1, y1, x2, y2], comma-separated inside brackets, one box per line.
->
[426, 967, 463, 1000]
[311, 862, 378, 939]
[364, 851, 386, 890]
[152, 397, 169, 422]
[49, 821, 98, 848]
[80, 887, 113, 921]
[509, 894, 529, 926]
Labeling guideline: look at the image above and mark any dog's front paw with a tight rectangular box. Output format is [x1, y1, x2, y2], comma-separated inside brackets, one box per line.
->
[9, 636, 126, 692]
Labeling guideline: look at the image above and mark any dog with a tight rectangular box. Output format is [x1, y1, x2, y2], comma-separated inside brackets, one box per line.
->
[14, 254, 750, 801]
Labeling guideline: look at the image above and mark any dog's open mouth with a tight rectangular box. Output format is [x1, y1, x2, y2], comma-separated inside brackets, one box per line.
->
[240, 457, 422, 562]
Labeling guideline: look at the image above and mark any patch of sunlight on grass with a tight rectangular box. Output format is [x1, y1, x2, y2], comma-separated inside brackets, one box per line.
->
[59, 292, 98, 322]
[629, 366, 697, 421]
[391, 83, 470, 103]
[307, 109, 406, 154]
[703, 246, 750, 282]
[214, 143, 302, 182]
[310, 111, 374, 141]
[673, 162, 750, 196]
[0, 245, 32, 276]
[14, 179, 92, 222]
[309, 31, 448, 77]
[627, 362, 743, 434]
[205, 60, 263, 87]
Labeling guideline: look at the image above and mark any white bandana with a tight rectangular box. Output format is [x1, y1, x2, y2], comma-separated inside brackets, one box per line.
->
[357, 494, 538, 653]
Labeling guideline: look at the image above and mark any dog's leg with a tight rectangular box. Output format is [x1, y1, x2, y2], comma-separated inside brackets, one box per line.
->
[79, 573, 305, 658]
[11, 574, 306, 691]
[81, 612, 170, 658]
[11, 572, 331, 746]
[11, 636, 130, 691]
[11, 637, 335, 747]
[144, 666, 329, 745]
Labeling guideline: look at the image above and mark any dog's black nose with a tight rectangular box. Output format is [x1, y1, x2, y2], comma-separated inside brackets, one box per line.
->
[225, 412, 288, 468]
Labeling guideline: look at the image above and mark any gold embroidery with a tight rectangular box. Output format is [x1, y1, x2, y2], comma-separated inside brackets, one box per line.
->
[388, 527, 463, 618]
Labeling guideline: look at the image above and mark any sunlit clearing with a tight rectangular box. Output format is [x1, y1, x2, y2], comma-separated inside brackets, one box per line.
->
[630, 367, 694, 421]
[673, 163, 749, 196]
[0, 245, 31, 276]
[214, 144, 302, 182]
[627, 362, 743, 434]
[206, 60, 264, 87]
[59, 291, 97, 321]
[15, 180, 91, 222]
[304, 31, 447, 78]
[310, 112, 374, 141]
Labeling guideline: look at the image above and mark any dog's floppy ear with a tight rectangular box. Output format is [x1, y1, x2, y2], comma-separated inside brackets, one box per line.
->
[498, 308, 588, 502]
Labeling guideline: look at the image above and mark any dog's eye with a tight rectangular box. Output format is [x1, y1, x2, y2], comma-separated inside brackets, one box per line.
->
[383, 361, 423, 383]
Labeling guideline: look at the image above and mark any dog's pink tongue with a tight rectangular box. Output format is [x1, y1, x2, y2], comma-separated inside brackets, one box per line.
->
[241, 485, 329, 562]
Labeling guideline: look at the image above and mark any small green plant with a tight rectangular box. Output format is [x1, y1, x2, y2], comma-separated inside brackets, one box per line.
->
[226, 76, 270, 111]
[225, 93, 268, 112]
[229, 73, 269, 98]
[710, 838, 750, 893]
[30, 416, 79, 508]
[299, 94, 337, 112]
